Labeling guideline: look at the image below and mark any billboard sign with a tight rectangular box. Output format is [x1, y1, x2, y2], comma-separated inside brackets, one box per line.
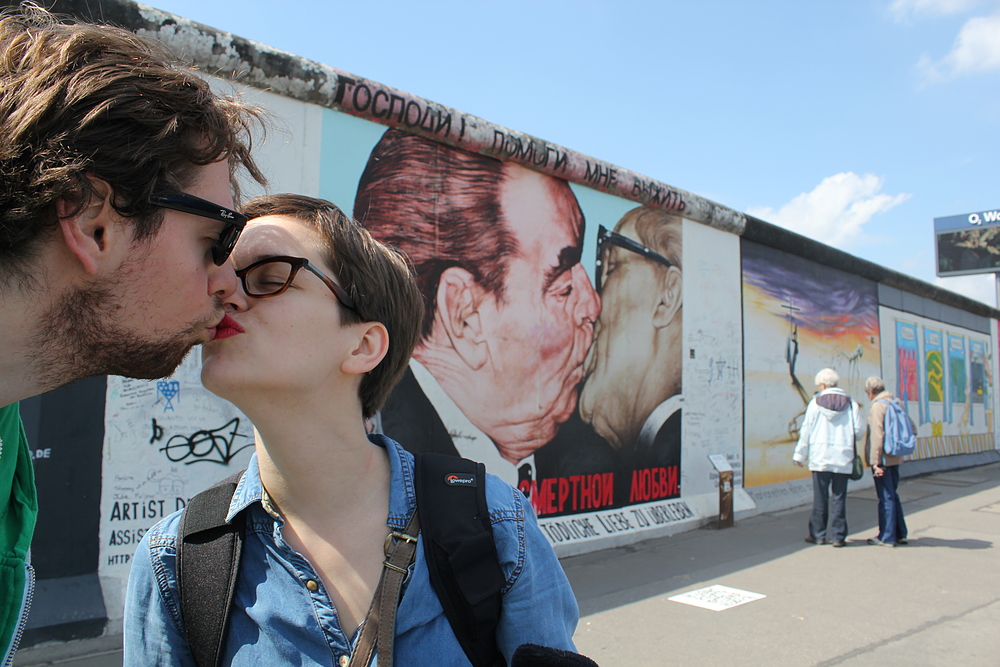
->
[935, 209, 1000, 277]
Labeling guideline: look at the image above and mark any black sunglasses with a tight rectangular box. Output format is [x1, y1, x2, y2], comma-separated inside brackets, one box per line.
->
[595, 224, 673, 293]
[150, 193, 248, 266]
[235, 255, 357, 311]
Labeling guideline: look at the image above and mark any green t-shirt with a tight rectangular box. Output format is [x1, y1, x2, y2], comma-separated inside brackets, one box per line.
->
[0, 402, 37, 661]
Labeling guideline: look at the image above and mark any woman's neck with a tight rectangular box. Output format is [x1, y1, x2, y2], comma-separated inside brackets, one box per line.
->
[236, 387, 390, 529]
[238, 388, 393, 639]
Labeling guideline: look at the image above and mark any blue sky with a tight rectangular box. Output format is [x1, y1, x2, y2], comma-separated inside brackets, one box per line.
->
[149, 0, 1000, 306]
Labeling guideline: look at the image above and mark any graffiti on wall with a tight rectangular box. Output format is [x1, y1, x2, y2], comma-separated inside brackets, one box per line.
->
[99, 351, 253, 616]
[924, 328, 944, 408]
[880, 308, 995, 456]
[348, 127, 696, 545]
[970, 339, 988, 407]
[948, 334, 967, 423]
[896, 321, 921, 422]
[741, 240, 881, 487]
[328, 75, 699, 219]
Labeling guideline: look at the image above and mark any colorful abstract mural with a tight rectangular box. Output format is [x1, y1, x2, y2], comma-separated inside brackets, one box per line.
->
[880, 308, 996, 460]
[948, 334, 967, 417]
[896, 321, 922, 423]
[924, 328, 944, 413]
[742, 241, 881, 487]
[970, 339, 988, 406]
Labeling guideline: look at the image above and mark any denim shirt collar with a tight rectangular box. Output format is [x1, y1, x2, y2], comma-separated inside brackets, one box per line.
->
[226, 433, 417, 531]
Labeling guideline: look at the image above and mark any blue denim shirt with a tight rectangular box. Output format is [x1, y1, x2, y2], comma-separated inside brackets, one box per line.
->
[124, 435, 578, 666]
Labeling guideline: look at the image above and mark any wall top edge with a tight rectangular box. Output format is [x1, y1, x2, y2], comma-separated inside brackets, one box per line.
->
[18, 0, 996, 322]
[20, 0, 745, 235]
[743, 215, 1000, 321]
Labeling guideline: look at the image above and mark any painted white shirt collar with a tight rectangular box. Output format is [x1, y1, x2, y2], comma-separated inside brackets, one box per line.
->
[636, 393, 683, 454]
[409, 359, 534, 488]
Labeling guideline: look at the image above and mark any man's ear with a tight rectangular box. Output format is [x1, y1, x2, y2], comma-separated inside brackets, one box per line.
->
[56, 176, 124, 275]
[341, 321, 390, 376]
[436, 266, 488, 370]
[652, 266, 682, 329]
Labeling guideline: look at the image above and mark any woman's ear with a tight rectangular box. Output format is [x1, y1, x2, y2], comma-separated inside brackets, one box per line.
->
[342, 321, 390, 376]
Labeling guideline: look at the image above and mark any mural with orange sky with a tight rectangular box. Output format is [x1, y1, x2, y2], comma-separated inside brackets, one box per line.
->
[741, 241, 881, 487]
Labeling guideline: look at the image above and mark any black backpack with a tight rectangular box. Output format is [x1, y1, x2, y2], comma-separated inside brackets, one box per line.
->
[176, 452, 505, 667]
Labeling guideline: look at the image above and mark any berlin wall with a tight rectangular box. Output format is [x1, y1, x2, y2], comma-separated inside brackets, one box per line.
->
[11, 0, 1000, 644]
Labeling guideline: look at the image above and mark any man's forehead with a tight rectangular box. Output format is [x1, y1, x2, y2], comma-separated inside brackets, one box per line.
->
[612, 216, 640, 243]
[500, 166, 583, 243]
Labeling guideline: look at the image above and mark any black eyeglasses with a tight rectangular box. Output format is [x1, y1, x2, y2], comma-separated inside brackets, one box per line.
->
[595, 224, 673, 293]
[150, 193, 249, 266]
[235, 255, 357, 311]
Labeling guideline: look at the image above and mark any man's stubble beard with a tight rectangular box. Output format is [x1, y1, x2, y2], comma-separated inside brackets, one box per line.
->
[32, 276, 216, 390]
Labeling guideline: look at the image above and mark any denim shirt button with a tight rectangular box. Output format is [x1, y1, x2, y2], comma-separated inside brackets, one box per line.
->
[339, 654, 349, 667]
[305, 579, 319, 592]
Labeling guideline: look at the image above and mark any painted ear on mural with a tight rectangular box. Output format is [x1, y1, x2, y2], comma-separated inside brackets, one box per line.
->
[651, 265, 682, 330]
[436, 266, 489, 371]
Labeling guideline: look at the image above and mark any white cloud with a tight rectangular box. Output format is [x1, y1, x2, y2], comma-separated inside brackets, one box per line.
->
[934, 273, 998, 306]
[917, 12, 1000, 81]
[890, 0, 984, 21]
[746, 172, 911, 250]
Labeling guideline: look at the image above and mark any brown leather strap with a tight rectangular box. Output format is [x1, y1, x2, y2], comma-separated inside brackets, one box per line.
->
[349, 511, 420, 667]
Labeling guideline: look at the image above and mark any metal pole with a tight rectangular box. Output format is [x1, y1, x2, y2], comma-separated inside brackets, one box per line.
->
[996, 273, 1000, 308]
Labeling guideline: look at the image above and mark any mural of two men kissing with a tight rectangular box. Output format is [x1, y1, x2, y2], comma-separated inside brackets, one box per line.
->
[353, 129, 683, 520]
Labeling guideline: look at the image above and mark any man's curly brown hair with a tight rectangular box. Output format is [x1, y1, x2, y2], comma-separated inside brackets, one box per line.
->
[0, 3, 266, 288]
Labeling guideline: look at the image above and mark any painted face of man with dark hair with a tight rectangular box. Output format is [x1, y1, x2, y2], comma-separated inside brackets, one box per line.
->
[421, 164, 601, 463]
[481, 166, 601, 457]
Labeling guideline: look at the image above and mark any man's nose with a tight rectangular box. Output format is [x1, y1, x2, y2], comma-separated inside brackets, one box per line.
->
[208, 260, 247, 312]
[572, 263, 601, 326]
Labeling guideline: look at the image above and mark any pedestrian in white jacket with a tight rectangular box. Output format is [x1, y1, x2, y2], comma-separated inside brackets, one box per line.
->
[793, 368, 863, 547]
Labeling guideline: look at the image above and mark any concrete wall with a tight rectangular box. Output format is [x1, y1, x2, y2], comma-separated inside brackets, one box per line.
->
[11, 0, 1000, 643]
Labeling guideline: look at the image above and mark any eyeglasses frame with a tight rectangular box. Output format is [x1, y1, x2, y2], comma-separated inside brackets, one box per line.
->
[595, 224, 674, 293]
[150, 193, 249, 266]
[235, 255, 357, 311]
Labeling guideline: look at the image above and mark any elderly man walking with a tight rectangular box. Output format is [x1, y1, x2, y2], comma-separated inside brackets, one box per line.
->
[864, 376, 909, 547]
[793, 369, 864, 547]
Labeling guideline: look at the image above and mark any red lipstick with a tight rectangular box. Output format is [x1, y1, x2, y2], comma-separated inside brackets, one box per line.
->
[211, 314, 245, 341]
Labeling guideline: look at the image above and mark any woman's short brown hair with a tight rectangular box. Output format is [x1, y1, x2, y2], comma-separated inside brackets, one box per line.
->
[242, 194, 425, 419]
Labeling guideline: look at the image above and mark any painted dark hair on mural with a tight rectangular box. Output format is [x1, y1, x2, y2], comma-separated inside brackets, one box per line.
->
[353, 128, 519, 339]
[242, 194, 424, 419]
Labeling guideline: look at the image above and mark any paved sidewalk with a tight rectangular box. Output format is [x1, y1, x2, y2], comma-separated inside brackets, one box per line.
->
[565, 462, 1000, 666]
[13, 462, 1000, 666]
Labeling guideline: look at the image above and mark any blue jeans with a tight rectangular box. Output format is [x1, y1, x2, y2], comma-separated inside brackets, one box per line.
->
[874, 464, 907, 544]
[810, 471, 848, 543]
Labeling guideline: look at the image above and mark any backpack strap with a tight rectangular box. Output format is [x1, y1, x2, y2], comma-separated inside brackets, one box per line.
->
[415, 453, 506, 667]
[177, 470, 246, 667]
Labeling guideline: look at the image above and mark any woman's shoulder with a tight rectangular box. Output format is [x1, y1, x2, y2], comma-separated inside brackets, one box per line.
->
[483, 472, 527, 525]
[137, 508, 185, 562]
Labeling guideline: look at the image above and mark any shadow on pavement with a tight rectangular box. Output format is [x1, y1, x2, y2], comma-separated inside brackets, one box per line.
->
[562, 464, 1000, 617]
[904, 536, 993, 549]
